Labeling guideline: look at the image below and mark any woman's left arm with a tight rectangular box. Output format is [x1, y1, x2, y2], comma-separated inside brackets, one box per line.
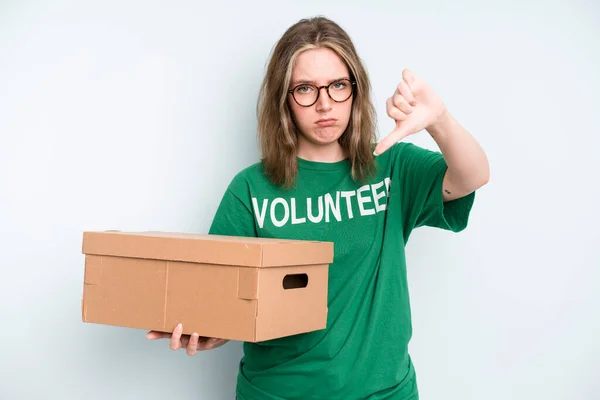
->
[426, 111, 490, 202]
[374, 68, 490, 202]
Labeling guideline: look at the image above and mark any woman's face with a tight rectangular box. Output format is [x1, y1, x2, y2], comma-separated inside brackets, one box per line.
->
[288, 48, 353, 156]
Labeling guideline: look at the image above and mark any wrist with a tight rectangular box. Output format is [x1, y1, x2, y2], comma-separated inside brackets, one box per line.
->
[426, 110, 454, 140]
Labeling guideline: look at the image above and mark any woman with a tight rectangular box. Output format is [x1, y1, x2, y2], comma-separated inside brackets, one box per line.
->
[147, 16, 489, 400]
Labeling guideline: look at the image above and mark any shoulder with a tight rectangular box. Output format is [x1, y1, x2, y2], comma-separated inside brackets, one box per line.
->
[389, 141, 444, 166]
[231, 160, 265, 180]
[373, 141, 422, 170]
[373, 141, 418, 163]
[393, 141, 432, 157]
[375, 142, 446, 186]
[226, 160, 270, 193]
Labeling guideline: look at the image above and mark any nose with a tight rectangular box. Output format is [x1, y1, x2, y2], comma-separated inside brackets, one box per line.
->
[315, 87, 332, 111]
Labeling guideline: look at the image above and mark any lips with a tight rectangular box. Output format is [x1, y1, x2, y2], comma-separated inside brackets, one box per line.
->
[316, 118, 337, 127]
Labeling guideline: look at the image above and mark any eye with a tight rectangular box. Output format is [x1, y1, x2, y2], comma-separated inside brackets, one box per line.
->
[332, 81, 348, 90]
[295, 85, 313, 94]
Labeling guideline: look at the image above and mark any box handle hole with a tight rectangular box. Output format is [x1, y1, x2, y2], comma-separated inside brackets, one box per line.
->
[283, 273, 308, 290]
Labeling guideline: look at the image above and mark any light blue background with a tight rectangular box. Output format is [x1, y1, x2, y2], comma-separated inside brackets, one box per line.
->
[1, 1, 598, 399]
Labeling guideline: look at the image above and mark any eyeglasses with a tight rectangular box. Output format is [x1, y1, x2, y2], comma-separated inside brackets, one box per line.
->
[288, 79, 356, 107]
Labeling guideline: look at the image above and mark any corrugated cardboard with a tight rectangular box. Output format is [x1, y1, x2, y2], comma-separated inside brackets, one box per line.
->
[81, 231, 333, 342]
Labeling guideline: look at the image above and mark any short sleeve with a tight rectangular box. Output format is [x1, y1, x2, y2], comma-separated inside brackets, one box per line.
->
[394, 142, 475, 239]
[208, 175, 258, 238]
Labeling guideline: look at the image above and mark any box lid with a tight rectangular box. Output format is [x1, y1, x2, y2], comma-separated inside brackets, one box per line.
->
[81, 231, 334, 267]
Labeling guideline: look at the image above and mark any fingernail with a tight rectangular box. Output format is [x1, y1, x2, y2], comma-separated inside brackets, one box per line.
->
[410, 101, 417, 106]
[373, 150, 379, 156]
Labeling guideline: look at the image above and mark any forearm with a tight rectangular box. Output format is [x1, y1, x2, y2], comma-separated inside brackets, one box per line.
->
[427, 111, 490, 200]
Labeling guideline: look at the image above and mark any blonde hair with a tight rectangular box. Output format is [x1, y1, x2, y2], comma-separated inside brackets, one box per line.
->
[257, 16, 377, 188]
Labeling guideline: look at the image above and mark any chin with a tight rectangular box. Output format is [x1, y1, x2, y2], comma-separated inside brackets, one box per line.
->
[311, 127, 345, 143]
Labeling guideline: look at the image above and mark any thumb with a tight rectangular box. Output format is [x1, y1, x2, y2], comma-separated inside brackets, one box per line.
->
[373, 122, 411, 156]
[146, 331, 170, 340]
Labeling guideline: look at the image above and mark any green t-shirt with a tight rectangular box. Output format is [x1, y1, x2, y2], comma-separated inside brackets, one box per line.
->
[208, 142, 475, 400]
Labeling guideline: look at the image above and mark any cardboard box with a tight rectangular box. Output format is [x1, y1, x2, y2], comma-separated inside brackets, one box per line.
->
[81, 231, 333, 342]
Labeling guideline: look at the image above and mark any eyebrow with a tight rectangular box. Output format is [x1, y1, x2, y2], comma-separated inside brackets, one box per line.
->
[291, 77, 350, 86]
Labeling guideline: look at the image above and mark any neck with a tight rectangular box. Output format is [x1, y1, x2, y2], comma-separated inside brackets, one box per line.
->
[297, 140, 346, 163]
